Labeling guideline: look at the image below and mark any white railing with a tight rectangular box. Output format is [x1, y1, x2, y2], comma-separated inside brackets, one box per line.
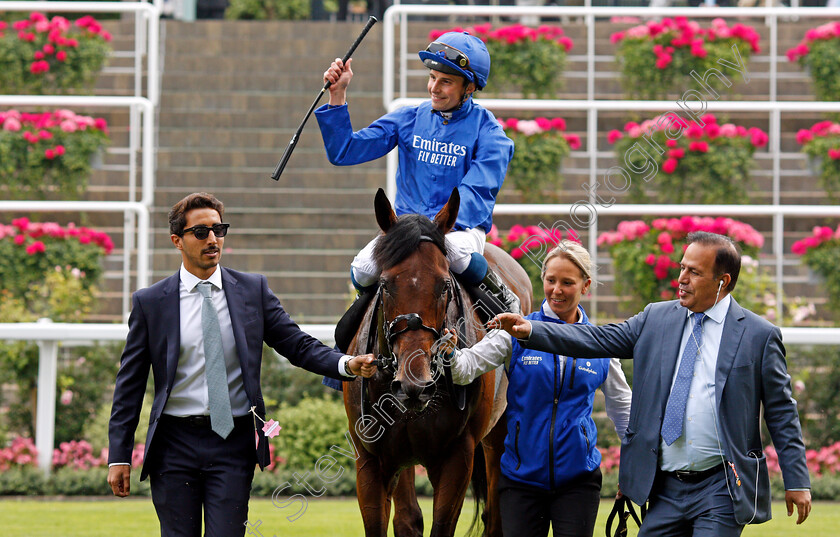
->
[1, 1, 162, 105]
[0, 322, 334, 474]
[0, 319, 833, 472]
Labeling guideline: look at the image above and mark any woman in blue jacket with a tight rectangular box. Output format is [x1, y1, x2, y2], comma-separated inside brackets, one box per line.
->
[314, 31, 518, 313]
[444, 240, 632, 537]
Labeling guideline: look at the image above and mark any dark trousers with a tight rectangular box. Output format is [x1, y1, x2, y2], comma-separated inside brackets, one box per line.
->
[638, 469, 744, 537]
[498, 468, 602, 537]
[148, 415, 257, 537]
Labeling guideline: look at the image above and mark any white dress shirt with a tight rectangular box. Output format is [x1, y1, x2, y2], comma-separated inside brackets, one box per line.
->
[164, 264, 251, 417]
[660, 294, 730, 472]
[451, 301, 632, 440]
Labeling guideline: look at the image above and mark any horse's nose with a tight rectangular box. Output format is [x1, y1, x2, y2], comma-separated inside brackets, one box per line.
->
[391, 378, 433, 410]
[391, 378, 405, 398]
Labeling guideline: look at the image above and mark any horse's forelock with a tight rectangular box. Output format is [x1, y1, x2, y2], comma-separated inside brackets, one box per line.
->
[373, 214, 447, 271]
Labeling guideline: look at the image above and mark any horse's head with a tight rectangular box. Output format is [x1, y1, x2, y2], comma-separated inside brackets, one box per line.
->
[372, 188, 459, 412]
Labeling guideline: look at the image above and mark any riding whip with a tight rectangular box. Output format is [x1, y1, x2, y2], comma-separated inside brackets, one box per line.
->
[270, 16, 378, 181]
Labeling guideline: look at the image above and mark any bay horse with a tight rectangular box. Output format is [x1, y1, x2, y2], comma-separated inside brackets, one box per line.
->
[342, 188, 532, 537]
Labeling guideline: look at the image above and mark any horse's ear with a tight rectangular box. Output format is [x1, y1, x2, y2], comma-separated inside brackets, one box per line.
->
[374, 188, 398, 233]
[433, 188, 460, 234]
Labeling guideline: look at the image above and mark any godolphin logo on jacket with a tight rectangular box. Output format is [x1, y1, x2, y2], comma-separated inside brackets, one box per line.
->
[577, 360, 598, 375]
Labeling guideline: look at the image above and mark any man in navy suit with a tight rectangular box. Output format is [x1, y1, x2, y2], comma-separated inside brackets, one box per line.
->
[107, 192, 376, 536]
[490, 231, 811, 536]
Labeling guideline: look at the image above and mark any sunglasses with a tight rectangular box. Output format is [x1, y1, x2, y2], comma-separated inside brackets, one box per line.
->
[180, 223, 230, 240]
[426, 41, 472, 71]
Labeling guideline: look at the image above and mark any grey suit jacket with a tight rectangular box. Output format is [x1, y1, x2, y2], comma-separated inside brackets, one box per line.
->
[524, 298, 809, 525]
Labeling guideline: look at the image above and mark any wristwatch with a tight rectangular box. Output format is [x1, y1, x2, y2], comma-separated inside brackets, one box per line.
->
[344, 358, 355, 377]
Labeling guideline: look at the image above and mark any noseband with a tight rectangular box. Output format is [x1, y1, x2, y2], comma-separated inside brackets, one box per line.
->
[375, 279, 453, 375]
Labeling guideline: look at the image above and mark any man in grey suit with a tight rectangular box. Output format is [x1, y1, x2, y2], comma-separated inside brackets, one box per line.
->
[490, 231, 811, 535]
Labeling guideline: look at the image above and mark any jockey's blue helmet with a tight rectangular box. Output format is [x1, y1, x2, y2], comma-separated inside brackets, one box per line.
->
[418, 31, 490, 90]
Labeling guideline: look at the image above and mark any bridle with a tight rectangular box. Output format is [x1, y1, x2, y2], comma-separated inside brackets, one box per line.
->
[374, 277, 454, 377]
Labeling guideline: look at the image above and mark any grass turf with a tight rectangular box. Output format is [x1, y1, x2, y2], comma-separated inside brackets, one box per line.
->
[0, 497, 835, 536]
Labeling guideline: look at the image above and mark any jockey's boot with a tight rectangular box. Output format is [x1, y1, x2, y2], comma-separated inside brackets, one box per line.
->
[479, 268, 521, 315]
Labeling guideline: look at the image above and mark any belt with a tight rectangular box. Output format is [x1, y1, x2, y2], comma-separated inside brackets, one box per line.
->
[162, 414, 252, 429]
[665, 463, 724, 483]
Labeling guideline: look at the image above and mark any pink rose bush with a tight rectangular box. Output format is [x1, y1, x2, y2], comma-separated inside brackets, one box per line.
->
[0, 436, 39, 471]
[0, 109, 109, 199]
[786, 21, 840, 102]
[791, 224, 840, 315]
[0, 218, 113, 322]
[0, 12, 112, 94]
[598, 216, 763, 312]
[498, 116, 579, 202]
[765, 442, 840, 478]
[429, 24, 573, 98]
[611, 17, 759, 99]
[796, 120, 840, 201]
[488, 223, 581, 299]
[609, 113, 768, 204]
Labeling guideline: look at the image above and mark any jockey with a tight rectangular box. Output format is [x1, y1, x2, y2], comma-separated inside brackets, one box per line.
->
[315, 31, 520, 326]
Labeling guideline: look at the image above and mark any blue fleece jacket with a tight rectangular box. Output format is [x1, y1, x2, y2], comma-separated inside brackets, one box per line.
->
[502, 303, 611, 490]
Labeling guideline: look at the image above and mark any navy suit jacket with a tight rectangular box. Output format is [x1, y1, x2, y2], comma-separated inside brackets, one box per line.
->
[108, 267, 347, 480]
[524, 298, 810, 525]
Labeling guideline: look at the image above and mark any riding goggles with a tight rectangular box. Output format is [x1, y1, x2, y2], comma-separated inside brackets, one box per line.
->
[426, 41, 473, 73]
[180, 223, 230, 240]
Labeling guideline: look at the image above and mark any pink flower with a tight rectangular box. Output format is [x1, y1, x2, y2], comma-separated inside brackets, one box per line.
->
[685, 124, 704, 139]
[662, 158, 678, 174]
[565, 134, 581, 150]
[56, 50, 67, 62]
[655, 55, 672, 69]
[610, 31, 625, 44]
[60, 390, 73, 405]
[645, 254, 656, 265]
[25, 241, 46, 255]
[535, 117, 551, 131]
[45, 148, 56, 159]
[668, 148, 685, 159]
[689, 141, 709, 153]
[558, 36, 573, 52]
[748, 128, 769, 148]
[665, 138, 678, 148]
[607, 129, 623, 144]
[550, 117, 566, 131]
[828, 148, 840, 160]
[3, 117, 21, 132]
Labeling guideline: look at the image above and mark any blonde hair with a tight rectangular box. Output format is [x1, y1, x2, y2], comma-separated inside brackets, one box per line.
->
[541, 240, 592, 281]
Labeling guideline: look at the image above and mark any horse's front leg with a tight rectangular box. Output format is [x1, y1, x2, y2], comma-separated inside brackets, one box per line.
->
[353, 433, 395, 537]
[481, 417, 506, 537]
[426, 434, 477, 537]
[392, 466, 423, 537]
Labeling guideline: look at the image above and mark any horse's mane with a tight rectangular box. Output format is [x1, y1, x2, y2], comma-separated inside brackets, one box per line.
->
[373, 214, 447, 271]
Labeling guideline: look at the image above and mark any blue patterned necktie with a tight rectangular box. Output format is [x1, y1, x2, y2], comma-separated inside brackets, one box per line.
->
[661, 312, 706, 446]
[197, 281, 234, 439]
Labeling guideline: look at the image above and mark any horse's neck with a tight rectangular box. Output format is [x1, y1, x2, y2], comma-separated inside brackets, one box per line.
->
[448, 278, 483, 348]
